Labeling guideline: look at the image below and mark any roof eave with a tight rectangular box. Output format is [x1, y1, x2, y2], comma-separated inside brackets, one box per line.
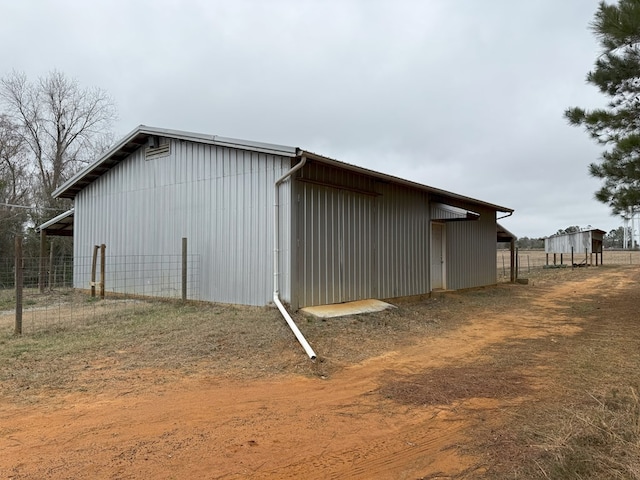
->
[53, 125, 299, 200]
[299, 150, 513, 213]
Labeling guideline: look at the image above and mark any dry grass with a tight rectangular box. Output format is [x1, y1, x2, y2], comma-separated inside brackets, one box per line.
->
[1, 266, 639, 478]
[379, 363, 531, 406]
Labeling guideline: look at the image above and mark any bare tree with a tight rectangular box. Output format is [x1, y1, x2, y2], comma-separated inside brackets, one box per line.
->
[0, 70, 117, 209]
[0, 114, 29, 206]
[0, 114, 30, 266]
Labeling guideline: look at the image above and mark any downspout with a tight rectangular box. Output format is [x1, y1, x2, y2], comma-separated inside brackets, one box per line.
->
[274, 154, 317, 360]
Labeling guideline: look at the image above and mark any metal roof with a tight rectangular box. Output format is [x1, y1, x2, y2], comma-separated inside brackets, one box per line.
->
[38, 208, 74, 236]
[545, 228, 606, 239]
[53, 125, 513, 213]
[497, 222, 517, 242]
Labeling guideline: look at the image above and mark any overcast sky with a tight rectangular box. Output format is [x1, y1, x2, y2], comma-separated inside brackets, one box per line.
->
[1, 0, 624, 238]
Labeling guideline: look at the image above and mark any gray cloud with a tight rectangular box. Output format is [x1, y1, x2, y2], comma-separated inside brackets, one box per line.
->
[1, 0, 619, 237]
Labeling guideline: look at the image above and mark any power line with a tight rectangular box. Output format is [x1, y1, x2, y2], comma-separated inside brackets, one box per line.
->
[0, 202, 61, 211]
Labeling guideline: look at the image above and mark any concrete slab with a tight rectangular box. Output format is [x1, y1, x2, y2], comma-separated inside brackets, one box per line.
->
[301, 299, 395, 319]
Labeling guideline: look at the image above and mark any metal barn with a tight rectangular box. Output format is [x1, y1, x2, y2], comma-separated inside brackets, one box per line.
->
[544, 229, 605, 266]
[50, 126, 513, 310]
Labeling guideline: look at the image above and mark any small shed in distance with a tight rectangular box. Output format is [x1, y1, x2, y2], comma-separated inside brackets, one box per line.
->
[544, 229, 605, 266]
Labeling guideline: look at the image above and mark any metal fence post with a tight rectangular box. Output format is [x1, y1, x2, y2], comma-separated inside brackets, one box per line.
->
[15, 236, 23, 335]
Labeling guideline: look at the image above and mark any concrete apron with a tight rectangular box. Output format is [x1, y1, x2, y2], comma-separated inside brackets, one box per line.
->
[301, 299, 395, 319]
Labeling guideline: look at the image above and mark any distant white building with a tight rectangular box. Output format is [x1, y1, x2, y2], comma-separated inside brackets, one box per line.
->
[544, 229, 605, 265]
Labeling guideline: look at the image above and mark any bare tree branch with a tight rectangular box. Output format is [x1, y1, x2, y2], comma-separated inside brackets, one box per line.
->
[0, 70, 117, 210]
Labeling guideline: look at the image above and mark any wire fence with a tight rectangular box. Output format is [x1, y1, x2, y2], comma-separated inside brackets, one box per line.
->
[497, 249, 640, 280]
[3, 247, 638, 334]
[1, 253, 200, 335]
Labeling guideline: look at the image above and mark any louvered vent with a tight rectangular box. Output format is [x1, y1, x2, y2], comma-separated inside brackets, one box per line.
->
[145, 141, 171, 160]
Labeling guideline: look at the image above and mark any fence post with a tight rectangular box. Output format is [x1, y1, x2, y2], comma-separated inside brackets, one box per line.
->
[510, 239, 515, 282]
[91, 245, 98, 297]
[571, 246, 574, 269]
[182, 237, 187, 301]
[48, 239, 54, 290]
[515, 247, 519, 280]
[39, 229, 47, 293]
[15, 236, 23, 335]
[100, 244, 106, 299]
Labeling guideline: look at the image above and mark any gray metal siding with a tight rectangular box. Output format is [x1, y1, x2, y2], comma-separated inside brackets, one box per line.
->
[375, 184, 430, 299]
[74, 139, 292, 305]
[295, 180, 375, 307]
[293, 163, 499, 307]
[545, 231, 596, 254]
[294, 164, 430, 308]
[442, 205, 498, 290]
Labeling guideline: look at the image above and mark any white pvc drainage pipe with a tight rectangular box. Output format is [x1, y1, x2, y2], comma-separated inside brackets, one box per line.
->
[274, 155, 317, 360]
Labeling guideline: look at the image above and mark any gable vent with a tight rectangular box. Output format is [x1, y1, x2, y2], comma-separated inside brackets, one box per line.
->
[145, 141, 171, 160]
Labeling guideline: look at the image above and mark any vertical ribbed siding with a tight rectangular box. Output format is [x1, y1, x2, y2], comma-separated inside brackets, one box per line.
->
[295, 163, 376, 307]
[296, 183, 375, 307]
[74, 139, 293, 305]
[442, 205, 497, 290]
[293, 164, 430, 308]
[375, 184, 429, 299]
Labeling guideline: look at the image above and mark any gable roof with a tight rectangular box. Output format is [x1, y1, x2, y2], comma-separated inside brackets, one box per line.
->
[53, 125, 513, 213]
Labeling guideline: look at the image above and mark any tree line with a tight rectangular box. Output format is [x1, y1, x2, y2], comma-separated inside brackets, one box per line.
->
[0, 70, 116, 265]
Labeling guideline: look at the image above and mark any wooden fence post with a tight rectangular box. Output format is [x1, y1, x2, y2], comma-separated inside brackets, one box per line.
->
[91, 245, 98, 297]
[510, 239, 515, 283]
[15, 236, 23, 335]
[100, 244, 106, 299]
[571, 246, 574, 269]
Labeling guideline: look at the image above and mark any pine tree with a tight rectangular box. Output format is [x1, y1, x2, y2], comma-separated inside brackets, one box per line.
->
[566, 0, 640, 214]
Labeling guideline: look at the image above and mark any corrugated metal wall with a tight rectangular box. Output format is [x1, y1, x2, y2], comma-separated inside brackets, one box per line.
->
[74, 141, 502, 307]
[293, 163, 430, 308]
[74, 139, 293, 305]
[433, 203, 498, 290]
[545, 232, 593, 254]
[293, 163, 500, 308]
[375, 184, 430, 299]
[294, 163, 376, 307]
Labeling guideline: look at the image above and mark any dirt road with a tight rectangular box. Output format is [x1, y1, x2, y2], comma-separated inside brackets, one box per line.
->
[1, 266, 638, 479]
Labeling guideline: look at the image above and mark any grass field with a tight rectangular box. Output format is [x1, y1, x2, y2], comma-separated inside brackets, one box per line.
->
[497, 248, 640, 279]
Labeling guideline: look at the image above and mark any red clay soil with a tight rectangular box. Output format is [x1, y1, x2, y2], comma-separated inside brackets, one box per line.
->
[0, 267, 638, 479]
